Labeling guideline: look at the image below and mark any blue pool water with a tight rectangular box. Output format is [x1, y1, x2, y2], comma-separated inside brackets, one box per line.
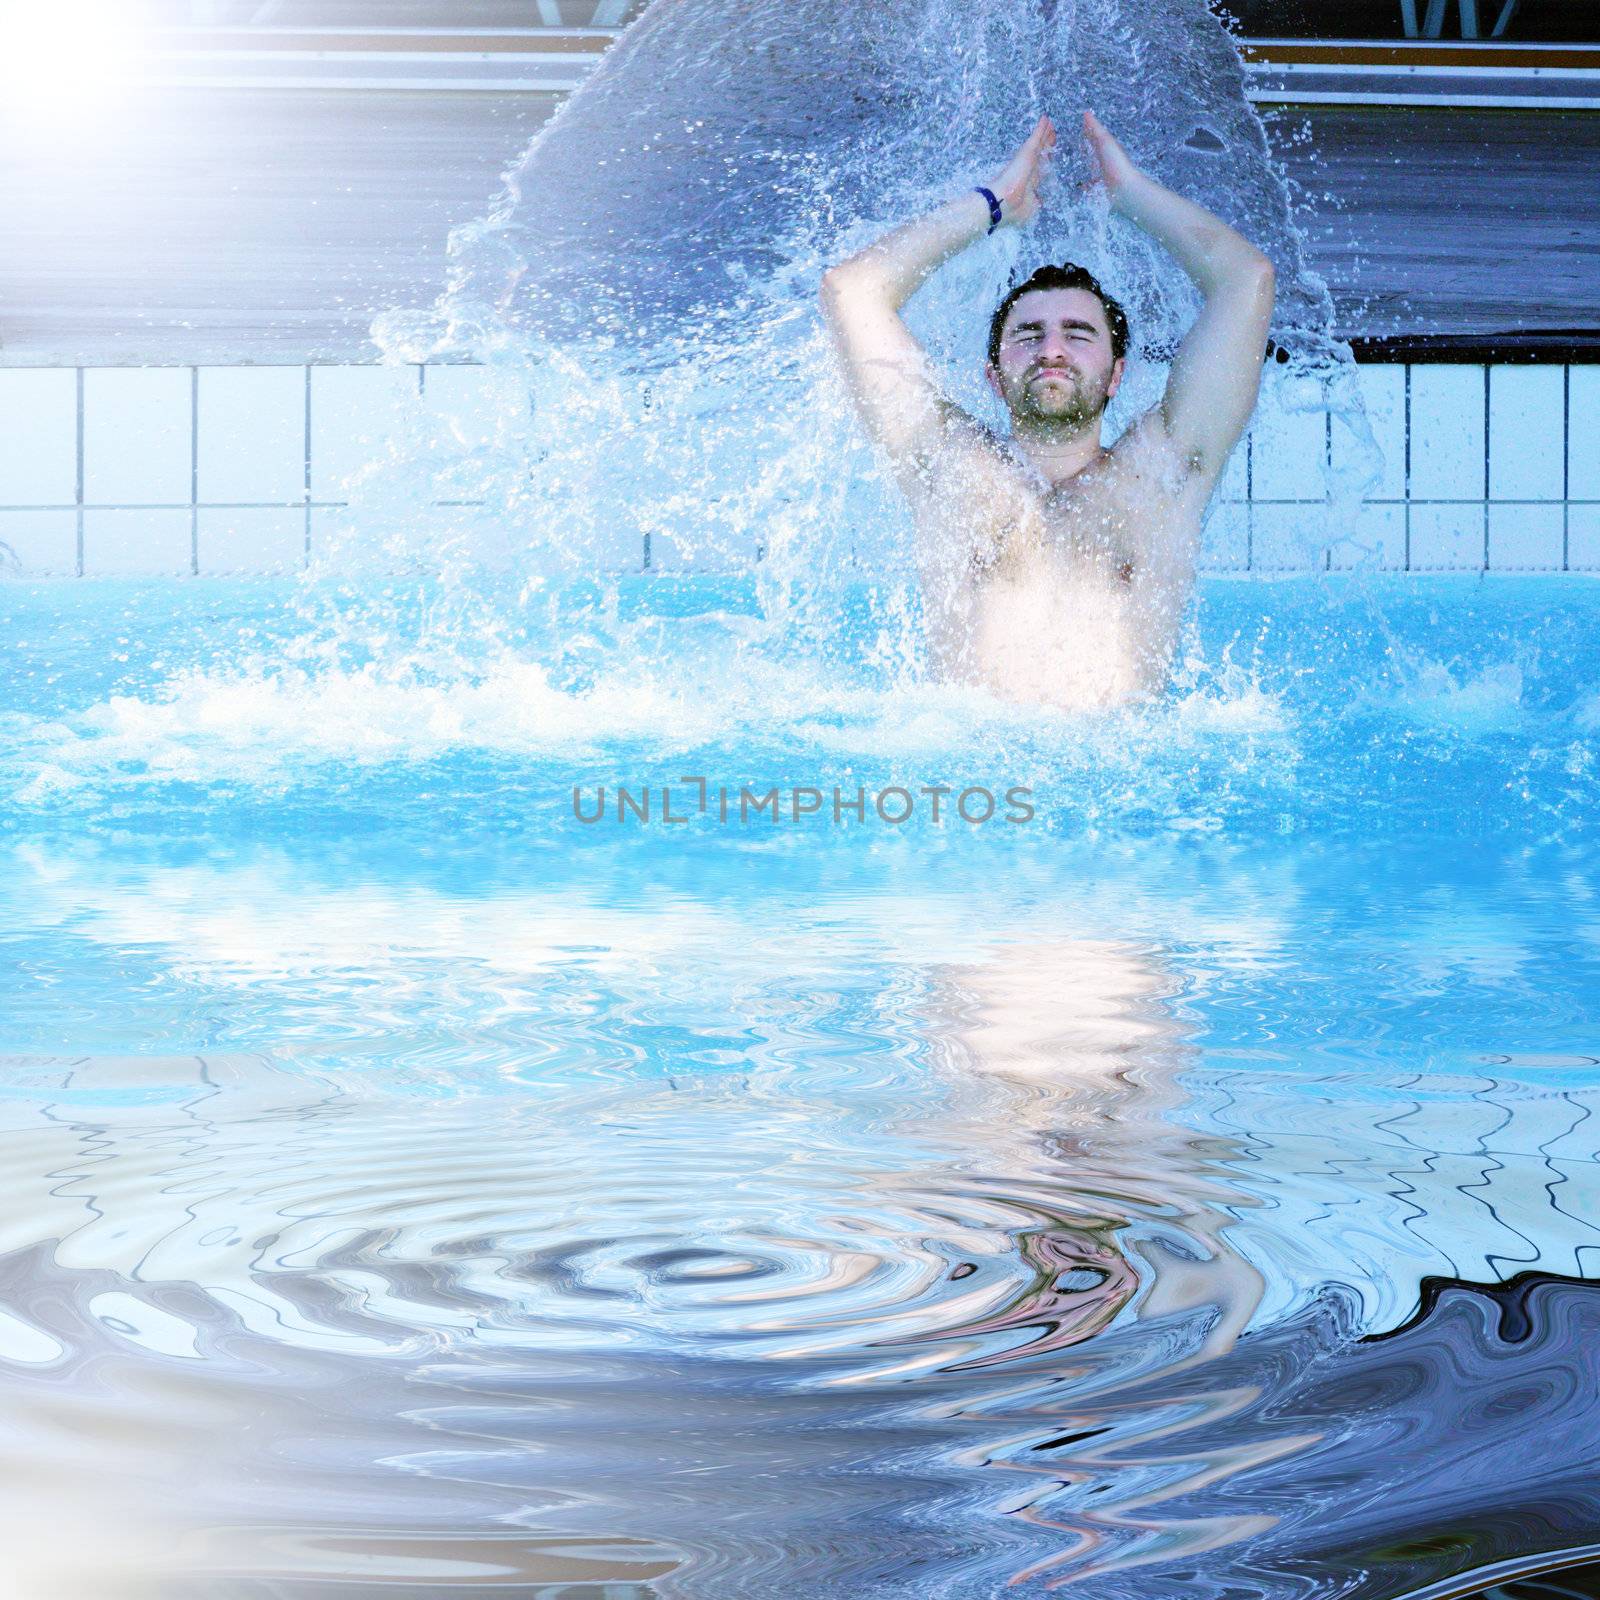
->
[0, 572, 1597, 1597]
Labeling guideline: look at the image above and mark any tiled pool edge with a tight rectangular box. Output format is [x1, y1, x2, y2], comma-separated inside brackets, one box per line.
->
[0, 360, 1595, 577]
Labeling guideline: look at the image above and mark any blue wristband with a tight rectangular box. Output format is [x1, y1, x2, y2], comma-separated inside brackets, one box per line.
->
[975, 186, 1003, 234]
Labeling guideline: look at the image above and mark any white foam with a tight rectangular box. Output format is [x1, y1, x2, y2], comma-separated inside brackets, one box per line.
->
[1387, 660, 1525, 734]
[0, 628, 1302, 805]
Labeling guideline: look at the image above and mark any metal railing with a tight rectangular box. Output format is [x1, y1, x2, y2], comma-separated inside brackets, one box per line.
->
[1402, 0, 1521, 37]
[1240, 37, 1600, 109]
[1230, 0, 1593, 40]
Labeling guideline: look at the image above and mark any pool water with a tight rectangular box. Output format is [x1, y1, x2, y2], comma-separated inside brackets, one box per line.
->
[0, 573, 1597, 1598]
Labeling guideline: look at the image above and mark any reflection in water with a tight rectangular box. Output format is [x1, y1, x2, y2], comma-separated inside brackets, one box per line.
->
[0, 915, 1271, 1595]
[0, 846, 1595, 1597]
[914, 936, 1279, 1585]
[922, 937, 1264, 1366]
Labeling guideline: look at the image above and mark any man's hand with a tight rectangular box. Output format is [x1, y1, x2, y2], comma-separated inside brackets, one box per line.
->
[1082, 110, 1141, 210]
[988, 115, 1056, 227]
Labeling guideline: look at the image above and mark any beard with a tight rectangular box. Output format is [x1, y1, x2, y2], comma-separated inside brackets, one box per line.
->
[1010, 367, 1111, 428]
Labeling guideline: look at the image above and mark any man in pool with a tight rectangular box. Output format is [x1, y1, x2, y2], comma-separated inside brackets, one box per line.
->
[821, 112, 1276, 712]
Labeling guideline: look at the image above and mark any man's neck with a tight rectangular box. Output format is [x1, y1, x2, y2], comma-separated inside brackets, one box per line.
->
[1009, 419, 1108, 487]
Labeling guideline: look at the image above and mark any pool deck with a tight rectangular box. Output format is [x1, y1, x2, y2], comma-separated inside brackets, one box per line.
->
[2, 80, 1596, 366]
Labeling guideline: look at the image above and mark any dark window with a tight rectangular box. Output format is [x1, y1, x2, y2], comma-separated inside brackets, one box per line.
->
[1219, 0, 1599, 42]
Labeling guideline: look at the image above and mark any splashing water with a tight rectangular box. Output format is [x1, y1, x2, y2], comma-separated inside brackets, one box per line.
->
[1, 5, 1597, 1599]
[354, 0, 1371, 666]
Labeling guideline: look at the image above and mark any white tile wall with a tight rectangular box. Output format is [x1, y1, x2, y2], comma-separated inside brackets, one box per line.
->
[1487, 502, 1564, 571]
[1329, 503, 1406, 571]
[1489, 366, 1565, 502]
[0, 370, 77, 507]
[1204, 500, 1250, 573]
[1250, 503, 1323, 571]
[307, 505, 356, 565]
[1410, 503, 1485, 572]
[83, 369, 193, 506]
[1332, 363, 1405, 502]
[3, 359, 1594, 576]
[198, 367, 306, 506]
[422, 363, 528, 452]
[1567, 504, 1600, 572]
[1249, 384, 1326, 503]
[1216, 437, 1249, 507]
[1409, 365, 1486, 502]
[310, 366, 420, 501]
[0, 509, 78, 575]
[197, 508, 306, 575]
[1571, 368, 1600, 502]
[83, 509, 193, 576]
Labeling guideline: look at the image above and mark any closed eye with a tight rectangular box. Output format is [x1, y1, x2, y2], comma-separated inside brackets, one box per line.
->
[1007, 322, 1101, 345]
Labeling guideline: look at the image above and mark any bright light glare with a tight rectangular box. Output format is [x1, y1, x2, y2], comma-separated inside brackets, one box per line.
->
[0, 0, 145, 118]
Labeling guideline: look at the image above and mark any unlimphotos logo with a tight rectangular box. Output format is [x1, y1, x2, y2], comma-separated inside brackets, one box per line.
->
[572, 777, 1035, 826]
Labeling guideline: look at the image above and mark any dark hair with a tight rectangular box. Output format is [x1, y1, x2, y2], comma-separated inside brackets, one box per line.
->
[986, 263, 1130, 368]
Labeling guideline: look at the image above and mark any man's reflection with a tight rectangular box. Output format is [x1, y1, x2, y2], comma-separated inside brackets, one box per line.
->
[921, 934, 1263, 1364]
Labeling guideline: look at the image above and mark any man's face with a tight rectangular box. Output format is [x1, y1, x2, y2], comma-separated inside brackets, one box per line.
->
[986, 287, 1124, 426]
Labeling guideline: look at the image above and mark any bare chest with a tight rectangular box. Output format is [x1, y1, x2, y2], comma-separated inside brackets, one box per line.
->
[909, 426, 1200, 708]
[974, 461, 1151, 589]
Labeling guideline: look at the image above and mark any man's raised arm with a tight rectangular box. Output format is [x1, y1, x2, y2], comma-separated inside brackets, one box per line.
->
[1084, 111, 1276, 487]
[820, 117, 1056, 478]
